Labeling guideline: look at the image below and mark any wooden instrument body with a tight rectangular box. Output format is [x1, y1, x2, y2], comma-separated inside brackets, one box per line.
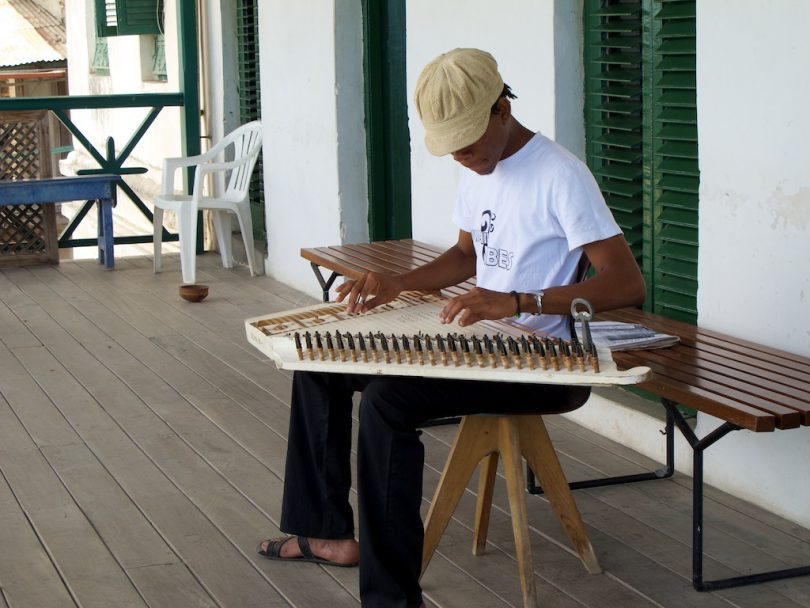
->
[245, 293, 651, 387]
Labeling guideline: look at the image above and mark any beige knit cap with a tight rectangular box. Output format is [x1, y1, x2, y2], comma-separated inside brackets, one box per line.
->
[414, 48, 504, 156]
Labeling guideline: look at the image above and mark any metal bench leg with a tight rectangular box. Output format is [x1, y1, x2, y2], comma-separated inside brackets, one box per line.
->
[669, 411, 810, 591]
[527, 398, 675, 495]
[530, 400, 810, 589]
[309, 262, 341, 302]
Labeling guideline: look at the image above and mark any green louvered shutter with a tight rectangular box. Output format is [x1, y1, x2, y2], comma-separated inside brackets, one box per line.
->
[236, 0, 265, 240]
[95, 0, 162, 37]
[645, 0, 698, 323]
[584, 1, 645, 266]
[585, 0, 698, 324]
[116, 0, 162, 35]
[95, 0, 118, 36]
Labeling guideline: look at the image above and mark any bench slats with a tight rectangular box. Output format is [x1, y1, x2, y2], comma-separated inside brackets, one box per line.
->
[604, 309, 810, 375]
[302, 242, 431, 279]
[600, 315, 810, 399]
[633, 347, 810, 415]
[343, 243, 433, 273]
[602, 310, 810, 428]
[302, 241, 477, 293]
[617, 354, 777, 432]
[302, 246, 394, 278]
[616, 350, 802, 429]
[671, 340, 810, 390]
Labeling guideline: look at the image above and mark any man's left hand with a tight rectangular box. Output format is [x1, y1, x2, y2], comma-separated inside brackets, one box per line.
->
[440, 287, 515, 326]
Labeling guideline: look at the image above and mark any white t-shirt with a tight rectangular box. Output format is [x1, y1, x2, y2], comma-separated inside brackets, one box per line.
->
[452, 132, 621, 337]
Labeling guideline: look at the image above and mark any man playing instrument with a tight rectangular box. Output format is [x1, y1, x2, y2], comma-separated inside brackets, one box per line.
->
[257, 48, 645, 608]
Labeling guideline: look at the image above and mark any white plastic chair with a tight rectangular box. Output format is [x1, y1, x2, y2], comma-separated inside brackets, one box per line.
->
[153, 120, 263, 284]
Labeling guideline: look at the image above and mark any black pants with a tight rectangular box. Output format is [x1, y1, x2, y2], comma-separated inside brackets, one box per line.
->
[280, 371, 590, 608]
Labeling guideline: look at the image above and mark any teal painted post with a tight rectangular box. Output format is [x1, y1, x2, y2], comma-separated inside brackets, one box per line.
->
[384, 0, 411, 240]
[362, 0, 386, 241]
[176, 0, 203, 254]
[362, 0, 411, 242]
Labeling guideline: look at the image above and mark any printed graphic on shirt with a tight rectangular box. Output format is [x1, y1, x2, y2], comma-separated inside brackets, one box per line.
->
[472, 210, 513, 270]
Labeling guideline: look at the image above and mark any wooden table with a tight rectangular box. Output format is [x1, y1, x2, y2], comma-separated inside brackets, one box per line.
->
[0, 175, 120, 268]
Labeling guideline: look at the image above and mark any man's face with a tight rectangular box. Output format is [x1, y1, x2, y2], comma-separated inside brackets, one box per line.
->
[451, 108, 509, 175]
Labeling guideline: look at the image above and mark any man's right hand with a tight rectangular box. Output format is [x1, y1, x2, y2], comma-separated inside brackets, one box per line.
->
[335, 272, 405, 314]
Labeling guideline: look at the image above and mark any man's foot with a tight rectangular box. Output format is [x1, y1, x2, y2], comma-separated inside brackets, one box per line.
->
[256, 535, 359, 567]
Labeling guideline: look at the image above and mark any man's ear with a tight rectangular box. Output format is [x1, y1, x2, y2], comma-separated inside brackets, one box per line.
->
[493, 97, 512, 121]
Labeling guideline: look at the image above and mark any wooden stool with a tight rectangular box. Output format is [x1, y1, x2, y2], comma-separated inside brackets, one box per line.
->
[421, 414, 601, 608]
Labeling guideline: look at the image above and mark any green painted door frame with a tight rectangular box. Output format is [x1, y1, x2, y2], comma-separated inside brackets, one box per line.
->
[361, 0, 412, 241]
[176, 0, 203, 252]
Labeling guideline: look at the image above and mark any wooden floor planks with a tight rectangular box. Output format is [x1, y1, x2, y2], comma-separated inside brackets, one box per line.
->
[0, 253, 808, 608]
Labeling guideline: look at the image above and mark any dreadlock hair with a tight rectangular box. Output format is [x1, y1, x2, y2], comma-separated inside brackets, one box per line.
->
[491, 84, 517, 114]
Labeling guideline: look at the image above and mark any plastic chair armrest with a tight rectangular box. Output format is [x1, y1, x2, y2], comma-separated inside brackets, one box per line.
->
[161, 148, 222, 195]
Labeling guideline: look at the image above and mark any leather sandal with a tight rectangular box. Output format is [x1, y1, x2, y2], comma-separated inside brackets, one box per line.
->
[256, 536, 358, 567]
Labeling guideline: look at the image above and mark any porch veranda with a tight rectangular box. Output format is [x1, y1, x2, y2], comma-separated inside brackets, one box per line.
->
[0, 253, 808, 608]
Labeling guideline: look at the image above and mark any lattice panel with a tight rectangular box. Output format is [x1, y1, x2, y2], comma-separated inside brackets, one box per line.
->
[0, 202, 58, 266]
[1, 110, 59, 266]
[0, 121, 42, 180]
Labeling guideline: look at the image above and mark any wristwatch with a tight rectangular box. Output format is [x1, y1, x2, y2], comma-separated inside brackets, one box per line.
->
[529, 290, 544, 315]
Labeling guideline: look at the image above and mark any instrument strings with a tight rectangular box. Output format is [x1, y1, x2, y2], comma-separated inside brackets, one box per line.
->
[291, 329, 600, 373]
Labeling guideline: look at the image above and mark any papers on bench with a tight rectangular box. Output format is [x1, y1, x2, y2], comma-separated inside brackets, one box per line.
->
[578, 321, 679, 352]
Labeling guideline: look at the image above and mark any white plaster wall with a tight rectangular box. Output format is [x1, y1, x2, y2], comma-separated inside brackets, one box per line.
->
[553, 0, 585, 160]
[564, 388, 695, 476]
[194, 0, 240, 204]
[201, 0, 240, 146]
[406, 0, 558, 249]
[63, 0, 91, 85]
[260, 0, 367, 297]
[697, 0, 810, 355]
[694, 0, 810, 528]
[335, 1, 369, 246]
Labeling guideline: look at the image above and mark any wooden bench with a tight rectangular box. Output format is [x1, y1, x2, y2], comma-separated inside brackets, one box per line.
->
[0, 175, 120, 268]
[301, 239, 810, 592]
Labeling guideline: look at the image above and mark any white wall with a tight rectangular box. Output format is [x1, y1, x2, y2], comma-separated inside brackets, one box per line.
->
[334, 1, 369, 245]
[200, 0, 240, 146]
[260, 0, 367, 296]
[694, 0, 810, 527]
[697, 1, 810, 356]
[553, 0, 585, 160]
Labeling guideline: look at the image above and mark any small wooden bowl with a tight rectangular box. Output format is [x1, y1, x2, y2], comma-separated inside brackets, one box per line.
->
[179, 284, 209, 302]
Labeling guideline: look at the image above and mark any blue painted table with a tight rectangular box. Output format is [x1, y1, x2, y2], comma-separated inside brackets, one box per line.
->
[0, 175, 120, 268]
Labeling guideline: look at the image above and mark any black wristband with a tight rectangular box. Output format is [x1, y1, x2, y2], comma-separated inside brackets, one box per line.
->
[510, 291, 521, 317]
